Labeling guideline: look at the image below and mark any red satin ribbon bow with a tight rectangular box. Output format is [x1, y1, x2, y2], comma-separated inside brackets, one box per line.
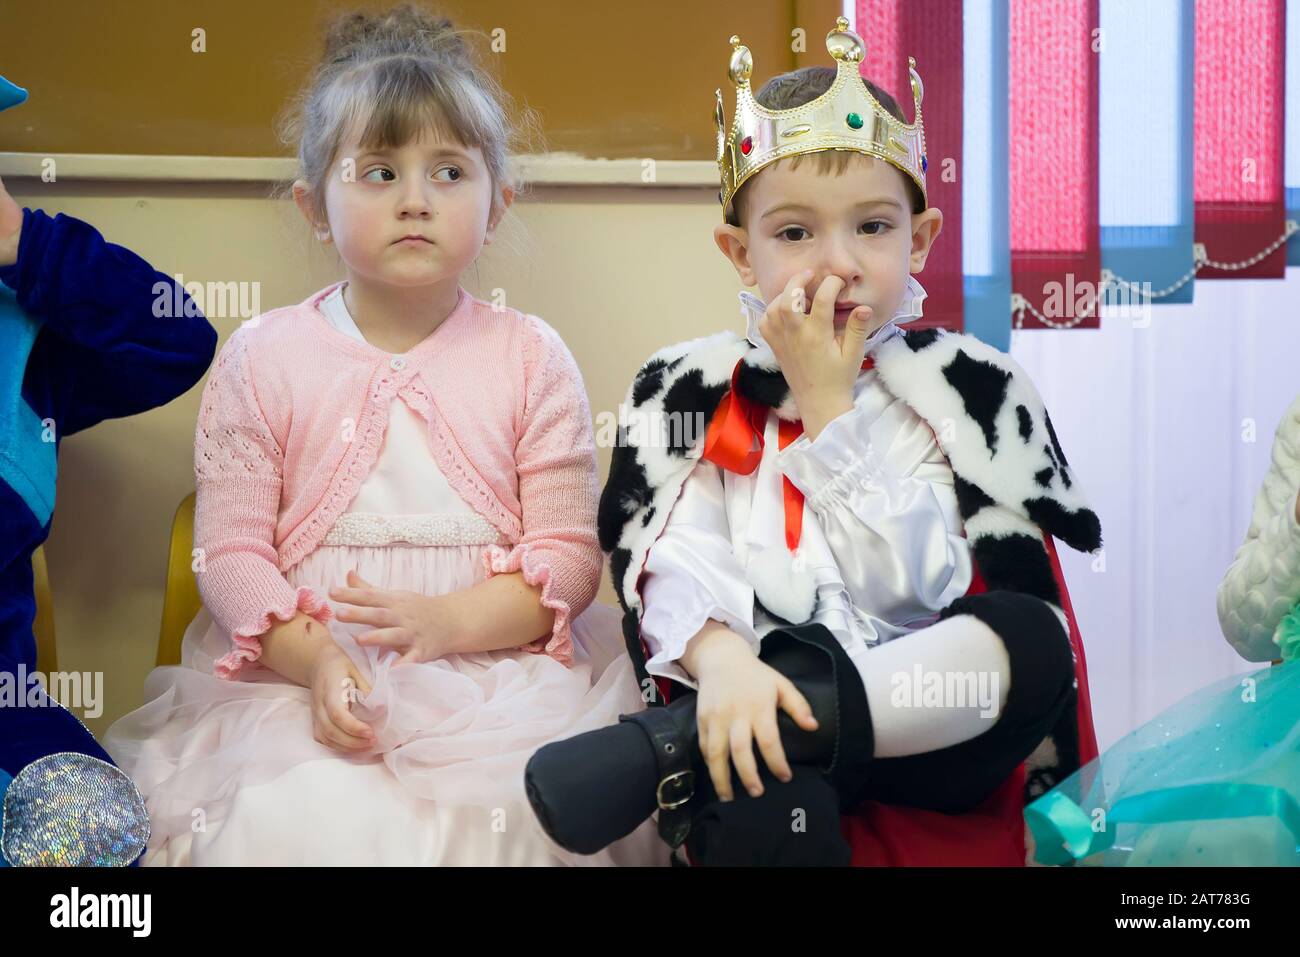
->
[701, 356, 875, 552]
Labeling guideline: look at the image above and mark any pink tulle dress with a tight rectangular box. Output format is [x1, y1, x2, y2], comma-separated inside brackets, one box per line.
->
[103, 286, 667, 866]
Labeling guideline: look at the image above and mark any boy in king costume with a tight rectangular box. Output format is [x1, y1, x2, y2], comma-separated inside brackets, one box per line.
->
[525, 17, 1103, 865]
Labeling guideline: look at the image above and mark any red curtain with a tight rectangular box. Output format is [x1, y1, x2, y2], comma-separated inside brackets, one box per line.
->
[1193, 0, 1289, 280]
[855, 0, 965, 333]
[1008, 0, 1101, 330]
[848, 0, 1291, 338]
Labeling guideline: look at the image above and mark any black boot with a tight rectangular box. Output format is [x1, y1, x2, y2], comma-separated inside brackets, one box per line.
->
[524, 626, 869, 855]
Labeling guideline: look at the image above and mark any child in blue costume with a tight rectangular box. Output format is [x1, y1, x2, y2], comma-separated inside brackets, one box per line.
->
[1026, 397, 1300, 866]
[0, 74, 216, 865]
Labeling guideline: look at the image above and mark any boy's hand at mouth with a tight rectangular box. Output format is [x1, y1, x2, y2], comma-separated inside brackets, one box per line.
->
[757, 270, 875, 441]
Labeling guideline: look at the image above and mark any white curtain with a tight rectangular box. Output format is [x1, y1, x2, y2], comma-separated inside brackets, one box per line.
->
[1010, 266, 1300, 752]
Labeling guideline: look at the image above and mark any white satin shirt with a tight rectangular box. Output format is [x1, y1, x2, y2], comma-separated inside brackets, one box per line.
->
[638, 291, 974, 690]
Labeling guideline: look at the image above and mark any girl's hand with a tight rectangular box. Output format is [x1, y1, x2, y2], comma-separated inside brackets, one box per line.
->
[758, 271, 877, 440]
[691, 632, 820, 802]
[0, 174, 23, 268]
[329, 570, 456, 665]
[307, 640, 374, 752]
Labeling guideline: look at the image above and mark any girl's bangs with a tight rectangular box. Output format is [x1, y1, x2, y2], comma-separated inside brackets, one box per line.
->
[339, 58, 498, 155]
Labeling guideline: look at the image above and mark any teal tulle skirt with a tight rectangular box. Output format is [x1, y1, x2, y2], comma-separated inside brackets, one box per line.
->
[1025, 615, 1300, 866]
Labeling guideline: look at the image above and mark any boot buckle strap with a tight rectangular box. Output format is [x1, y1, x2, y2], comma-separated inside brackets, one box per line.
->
[622, 705, 697, 848]
[656, 769, 695, 810]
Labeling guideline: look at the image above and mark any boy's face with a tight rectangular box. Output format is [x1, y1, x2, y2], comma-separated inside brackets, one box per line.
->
[714, 153, 942, 344]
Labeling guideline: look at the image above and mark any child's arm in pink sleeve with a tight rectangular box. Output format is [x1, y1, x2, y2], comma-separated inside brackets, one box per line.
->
[193, 331, 333, 679]
[482, 317, 602, 666]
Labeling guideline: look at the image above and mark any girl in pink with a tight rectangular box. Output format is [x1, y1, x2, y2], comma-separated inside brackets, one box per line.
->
[104, 6, 665, 866]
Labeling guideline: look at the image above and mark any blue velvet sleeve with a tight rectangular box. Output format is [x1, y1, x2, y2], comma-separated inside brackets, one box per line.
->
[0, 207, 217, 436]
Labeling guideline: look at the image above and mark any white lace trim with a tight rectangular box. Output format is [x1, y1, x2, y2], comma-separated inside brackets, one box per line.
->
[321, 512, 505, 547]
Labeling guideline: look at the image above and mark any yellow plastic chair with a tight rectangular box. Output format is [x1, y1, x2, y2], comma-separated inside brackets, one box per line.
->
[157, 492, 202, 667]
[32, 545, 57, 674]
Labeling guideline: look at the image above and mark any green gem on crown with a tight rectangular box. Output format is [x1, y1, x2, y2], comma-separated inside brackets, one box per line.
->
[846, 112, 864, 130]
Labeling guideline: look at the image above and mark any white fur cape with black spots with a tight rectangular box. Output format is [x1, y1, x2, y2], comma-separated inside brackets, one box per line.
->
[597, 324, 1103, 801]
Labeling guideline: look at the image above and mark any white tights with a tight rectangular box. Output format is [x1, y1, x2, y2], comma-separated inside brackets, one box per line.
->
[858, 614, 1012, 759]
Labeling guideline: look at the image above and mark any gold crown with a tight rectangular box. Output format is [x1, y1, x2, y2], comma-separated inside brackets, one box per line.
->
[716, 16, 928, 221]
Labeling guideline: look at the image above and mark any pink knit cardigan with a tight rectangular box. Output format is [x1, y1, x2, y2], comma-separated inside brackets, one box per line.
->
[193, 281, 601, 679]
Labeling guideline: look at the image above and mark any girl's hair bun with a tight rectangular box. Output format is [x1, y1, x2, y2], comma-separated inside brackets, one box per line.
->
[322, 4, 469, 69]
[278, 3, 543, 240]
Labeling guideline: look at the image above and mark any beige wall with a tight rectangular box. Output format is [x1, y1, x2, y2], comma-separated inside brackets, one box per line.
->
[5, 176, 746, 736]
